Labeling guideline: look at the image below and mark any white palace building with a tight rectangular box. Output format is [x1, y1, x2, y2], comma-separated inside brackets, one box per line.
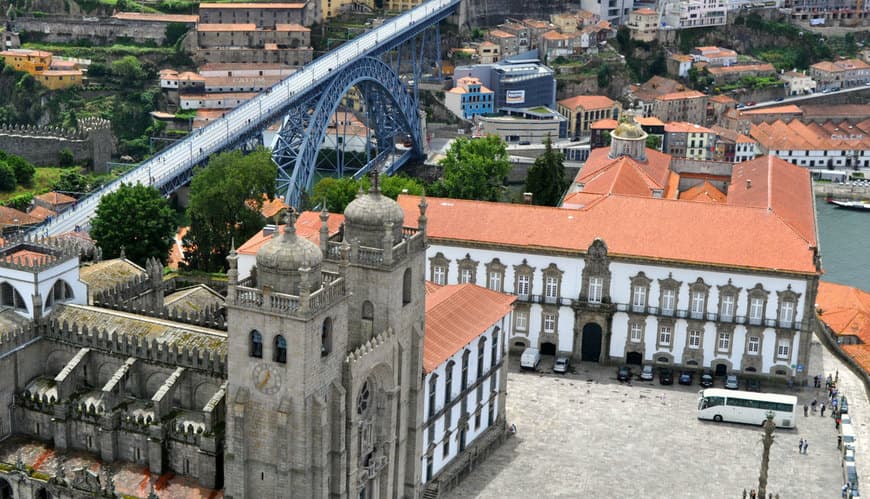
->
[397, 116, 822, 382]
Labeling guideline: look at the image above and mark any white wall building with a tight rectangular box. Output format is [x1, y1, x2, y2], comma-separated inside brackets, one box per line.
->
[662, 0, 727, 29]
[420, 284, 515, 484]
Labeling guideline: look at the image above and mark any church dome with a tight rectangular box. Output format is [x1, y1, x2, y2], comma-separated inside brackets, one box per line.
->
[343, 171, 405, 248]
[613, 121, 646, 139]
[256, 211, 322, 294]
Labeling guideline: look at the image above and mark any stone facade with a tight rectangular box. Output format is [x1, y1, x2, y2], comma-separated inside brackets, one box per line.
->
[0, 118, 115, 173]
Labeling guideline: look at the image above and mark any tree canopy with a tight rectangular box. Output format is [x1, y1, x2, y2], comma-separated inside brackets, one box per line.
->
[53, 170, 89, 197]
[524, 136, 568, 206]
[312, 174, 425, 213]
[184, 148, 277, 272]
[432, 135, 511, 202]
[90, 183, 176, 266]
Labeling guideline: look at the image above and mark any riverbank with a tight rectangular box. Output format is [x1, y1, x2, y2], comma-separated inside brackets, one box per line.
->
[813, 181, 870, 200]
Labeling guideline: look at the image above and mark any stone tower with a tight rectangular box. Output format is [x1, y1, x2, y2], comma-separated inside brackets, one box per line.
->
[224, 173, 429, 498]
[224, 210, 351, 498]
[609, 112, 648, 161]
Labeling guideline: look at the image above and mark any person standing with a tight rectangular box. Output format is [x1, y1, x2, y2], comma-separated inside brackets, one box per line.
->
[822, 404, 827, 417]
[803, 439, 809, 454]
[799, 438, 804, 453]
[804, 404, 809, 417]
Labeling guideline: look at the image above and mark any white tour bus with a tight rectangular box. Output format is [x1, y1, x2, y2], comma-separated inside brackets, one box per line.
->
[698, 388, 797, 428]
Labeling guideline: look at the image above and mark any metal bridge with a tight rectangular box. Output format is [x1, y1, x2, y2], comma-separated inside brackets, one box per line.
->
[37, 0, 459, 237]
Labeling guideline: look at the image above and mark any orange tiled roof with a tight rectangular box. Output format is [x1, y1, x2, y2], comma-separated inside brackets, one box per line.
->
[0, 206, 40, 226]
[560, 191, 604, 209]
[727, 155, 816, 245]
[750, 119, 870, 152]
[558, 95, 615, 111]
[27, 205, 56, 221]
[523, 19, 551, 28]
[397, 193, 818, 274]
[590, 119, 618, 129]
[841, 344, 870, 375]
[488, 29, 516, 39]
[656, 90, 706, 101]
[425, 281, 443, 295]
[542, 30, 571, 41]
[260, 196, 288, 219]
[574, 148, 672, 195]
[113, 12, 198, 22]
[275, 23, 310, 32]
[670, 54, 694, 62]
[237, 211, 344, 255]
[665, 121, 713, 134]
[680, 181, 726, 203]
[35, 191, 76, 205]
[709, 95, 737, 104]
[817, 281, 870, 342]
[740, 105, 803, 115]
[198, 23, 257, 32]
[706, 63, 775, 75]
[199, 2, 305, 7]
[424, 284, 516, 373]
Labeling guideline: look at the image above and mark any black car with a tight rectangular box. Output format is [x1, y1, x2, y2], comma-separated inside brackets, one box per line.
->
[659, 368, 674, 385]
[700, 369, 714, 388]
[617, 365, 632, 382]
[678, 371, 694, 385]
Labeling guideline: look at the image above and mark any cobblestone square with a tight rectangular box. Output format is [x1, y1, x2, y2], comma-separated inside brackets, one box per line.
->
[447, 354, 847, 499]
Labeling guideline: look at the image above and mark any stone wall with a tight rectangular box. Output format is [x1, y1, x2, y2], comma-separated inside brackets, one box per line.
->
[14, 16, 191, 45]
[457, 0, 584, 29]
[0, 118, 115, 172]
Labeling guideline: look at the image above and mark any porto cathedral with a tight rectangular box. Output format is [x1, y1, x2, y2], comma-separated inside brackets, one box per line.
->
[0, 178, 495, 499]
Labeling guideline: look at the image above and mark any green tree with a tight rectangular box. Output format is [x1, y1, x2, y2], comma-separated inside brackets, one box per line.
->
[373, 174, 425, 199]
[433, 135, 511, 201]
[6, 154, 34, 186]
[184, 148, 277, 272]
[4, 193, 32, 212]
[54, 170, 88, 196]
[312, 176, 359, 212]
[597, 65, 612, 89]
[0, 161, 16, 191]
[524, 136, 568, 206]
[111, 56, 146, 86]
[58, 148, 75, 167]
[646, 135, 662, 151]
[90, 183, 176, 265]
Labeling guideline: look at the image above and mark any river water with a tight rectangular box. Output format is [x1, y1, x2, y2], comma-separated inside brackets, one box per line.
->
[816, 200, 870, 292]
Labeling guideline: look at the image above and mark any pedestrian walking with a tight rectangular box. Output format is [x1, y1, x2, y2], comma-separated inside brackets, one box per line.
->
[838, 435, 843, 449]
[750, 490, 757, 499]
[822, 404, 827, 417]
[799, 438, 804, 453]
[804, 404, 809, 417]
[803, 439, 809, 454]
[843, 483, 849, 498]
[812, 399, 818, 412]
[814, 375, 820, 388]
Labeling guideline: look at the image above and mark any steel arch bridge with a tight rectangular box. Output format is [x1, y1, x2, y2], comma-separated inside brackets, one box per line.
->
[34, 0, 459, 237]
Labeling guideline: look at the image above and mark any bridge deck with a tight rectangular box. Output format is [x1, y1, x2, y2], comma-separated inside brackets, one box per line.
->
[38, 0, 459, 237]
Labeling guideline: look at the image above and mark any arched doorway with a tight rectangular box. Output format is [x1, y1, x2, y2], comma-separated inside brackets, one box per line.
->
[0, 478, 12, 499]
[581, 323, 603, 362]
[540, 342, 556, 356]
[35, 488, 50, 499]
[626, 351, 642, 366]
[714, 363, 728, 377]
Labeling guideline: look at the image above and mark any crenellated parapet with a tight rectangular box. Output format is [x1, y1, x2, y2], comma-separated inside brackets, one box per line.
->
[345, 326, 396, 367]
[0, 325, 39, 358]
[0, 116, 115, 170]
[0, 238, 79, 273]
[45, 319, 227, 376]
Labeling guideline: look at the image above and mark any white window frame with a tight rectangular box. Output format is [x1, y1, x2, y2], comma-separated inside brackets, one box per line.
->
[488, 271, 501, 291]
[720, 294, 734, 321]
[659, 326, 672, 346]
[517, 274, 530, 296]
[691, 291, 705, 316]
[661, 289, 675, 314]
[779, 300, 795, 326]
[515, 310, 528, 332]
[588, 277, 603, 303]
[747, 335, 760, 354]
[717, 332, 730, 352]
[545, 276, 559, 299]
[776, 338, 790, 359]
[632, 285, 646, 310]
[543, 313, 556, 334]
[433, 265, 446, 286]
[749, 297, 764, 321]
[630, 323, 643, 343]
[460, 268, 473, 284]
[688, 330, 701, 349]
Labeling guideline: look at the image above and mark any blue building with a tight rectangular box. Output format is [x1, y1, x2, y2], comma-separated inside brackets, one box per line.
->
[453, 51, 556, 112]
[444, 76, 495, 120]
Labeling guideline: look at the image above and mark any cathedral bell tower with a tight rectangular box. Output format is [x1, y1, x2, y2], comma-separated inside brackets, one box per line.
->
[224, 210, 350, 498]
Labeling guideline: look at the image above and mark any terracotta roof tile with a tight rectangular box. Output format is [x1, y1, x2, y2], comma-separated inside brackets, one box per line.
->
[665, 121, 713, 134]
[113, 12, 198, 22]
[727, 155, 817, 245]
[35, 191, 76, 205]
[397, 194, 818, 274]
[424, 284, 516, 373]
[560, 191, 604, 209]
[197, 23, 257, 31]
[199, 2, 305, 8]
[841, 344, 870, 375]
[709, 95, 737, 104]
[817, 281, 870, 342]
[488, 29, 516, 39]
[680, 181, 726, 203]
[656, 90, 706, 101]
[0, 206, 40, 226]
[706, 63, 775, 75]
[574, 147, 673, 196]
[558, 95, 615, 110]
[740, 105, 802, 115]
[237, 211, 344, 255]
[750, 119, 870, 151]
[633, 7, 657, 14]
[27, 205, 56, 221]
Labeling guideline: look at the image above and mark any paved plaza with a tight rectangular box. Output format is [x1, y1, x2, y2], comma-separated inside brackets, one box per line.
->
[447, 337, 855, 499]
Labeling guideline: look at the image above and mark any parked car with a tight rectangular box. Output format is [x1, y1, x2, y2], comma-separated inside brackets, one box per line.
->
[775, 97, 785, 102]
[659, 367, 674, 385]
[746, 101, 757, 106]
[553, 355, 570, 374]
[678, 371, 694, 385]
[736, 103, 746, 109]
[700, 369, 714, 388]
[746, 378, 762, 392]
[840, 396, 849, 414]
[640, 365, 655, 381]
[520, 348, 541, 370]
[617, 365, 632, 382]
[725, 374, 740, 390]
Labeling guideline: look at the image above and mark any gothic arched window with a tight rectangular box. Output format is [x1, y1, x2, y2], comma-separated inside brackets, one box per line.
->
[274, 335, 287, 364]
[250, 330, 263, 358]
[321, 318, 333, 357]
[402, 268, 412, 305]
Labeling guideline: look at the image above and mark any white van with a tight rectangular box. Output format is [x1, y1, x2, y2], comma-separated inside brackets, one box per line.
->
[841, 423, 857, 453]
[520, 348, 541, 370]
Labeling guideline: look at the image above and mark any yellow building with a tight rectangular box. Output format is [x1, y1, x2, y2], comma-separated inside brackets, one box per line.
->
[0, 49, 83, 89]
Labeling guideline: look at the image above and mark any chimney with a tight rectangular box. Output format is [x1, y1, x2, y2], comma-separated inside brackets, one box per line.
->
[746, 179, 752, 189]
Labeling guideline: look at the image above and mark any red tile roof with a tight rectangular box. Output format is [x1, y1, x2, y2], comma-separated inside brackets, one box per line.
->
[397, 194, 818, 274]
[740, 105, 803, 115]
[727, 155, 816, 245]
[656, 90, 706, 101]
[680, 181, 726, 203]
[558, 95, 615, 111]
[665, 121, 713, 134]
[751, 119, 870, 152]
[706, 63, 775, 75]
[113, 12, 198, 22]
[573, 147, 673, 197]
[199, 2, 305, 7]
[633, 7, 657, 14]
[237, 211, 344, 255]
[27, 205, 56, 221]
[35, 191, 76, 205]
[424, 284, 516, 373]
[0, 206, 40, 226]
[817, 281, 870, 342]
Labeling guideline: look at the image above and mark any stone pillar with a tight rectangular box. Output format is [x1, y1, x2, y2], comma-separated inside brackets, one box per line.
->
[147, 426, 165, 475]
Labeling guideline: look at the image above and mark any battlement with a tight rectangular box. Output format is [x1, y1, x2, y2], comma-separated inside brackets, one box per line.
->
[0, 117, 115, 170]
[0, 237, 79, 273]
[0, 325, 39, 358]
[45, 318, 227, 376]
[345, 326, 396, 366]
